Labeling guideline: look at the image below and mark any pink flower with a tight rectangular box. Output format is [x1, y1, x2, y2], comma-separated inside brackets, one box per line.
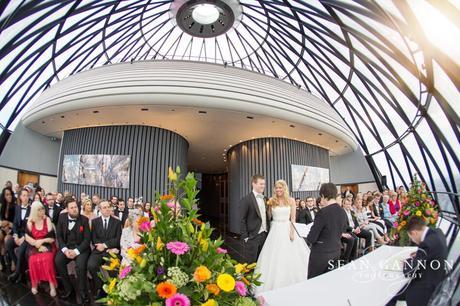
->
[167, 201, 181, 209]
[119, 265, 131, 279]
[154, 206, 160, 212]
[235, 281, 247, 296]
[139, 221, 151, 232]
[165, 293, 190, 306]
[415, 201, 420, 207]
[393, 221, 399, 228]
[166, 241, 190, 255]
[216, 247, 227, 254]
[425, 209, 431, 216]
[403, 210, 410, 216]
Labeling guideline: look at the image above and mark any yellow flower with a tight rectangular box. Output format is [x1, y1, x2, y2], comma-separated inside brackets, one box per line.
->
[135, 256, 142, 264]
[235, 263, 245, 274]
[430, 218, 436, 224]
[200, 239, 209, 252]
[416, 211, 422, 217]
[202, 299, 218, 306]
[216, 274, 235, 292]
[188, 223, 195, 234]
[206, 284, 220, 296]
[194, 265, 212, 282]
[140, 258, 147, 268]
[168, 167, 178, 181]
[246, 263, 256, 270]
[400, 221, 406, 227]
[108, 278, 116, 294]
[156, 237, 164, 251]
[127, 248, 136, 260]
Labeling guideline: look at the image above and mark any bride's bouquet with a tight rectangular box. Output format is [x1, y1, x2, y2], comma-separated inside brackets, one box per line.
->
[101, 167, 262, 305]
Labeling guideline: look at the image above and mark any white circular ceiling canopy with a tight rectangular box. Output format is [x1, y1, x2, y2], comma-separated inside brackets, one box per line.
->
[192, 4, 220, 25]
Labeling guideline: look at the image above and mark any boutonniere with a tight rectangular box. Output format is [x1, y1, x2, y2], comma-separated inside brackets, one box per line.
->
[79, 225, 84, 233]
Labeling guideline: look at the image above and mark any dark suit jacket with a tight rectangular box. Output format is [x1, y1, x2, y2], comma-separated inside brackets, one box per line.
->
[46, 205, 62, 225]
[56, 213, 91, 254]
[12, 205, 31, 238]
[403, 228, 448, 303]
[307, 203, 348, 253]
[114, 208, 129, 227]
[91, 216, 122, 251]
[239, 192, 270, 240]
[296, 207, 318, 225]
[345, 210, 360, 232]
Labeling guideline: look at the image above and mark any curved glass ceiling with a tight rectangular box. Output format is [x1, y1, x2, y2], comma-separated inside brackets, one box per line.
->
[0, 0, 458, 219]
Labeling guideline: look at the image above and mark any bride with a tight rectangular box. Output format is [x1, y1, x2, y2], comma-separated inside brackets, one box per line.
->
[255, 180, 310, 294]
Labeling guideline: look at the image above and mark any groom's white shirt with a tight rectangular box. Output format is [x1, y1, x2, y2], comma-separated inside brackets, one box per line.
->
[252, 190, 267, 233]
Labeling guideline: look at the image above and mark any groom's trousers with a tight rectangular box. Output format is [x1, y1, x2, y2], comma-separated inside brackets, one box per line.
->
[243, 231, 267, 264]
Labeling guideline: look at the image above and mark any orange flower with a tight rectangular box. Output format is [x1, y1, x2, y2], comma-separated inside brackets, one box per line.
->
[206, 283, 220, 296]
[134, 244, 146, 255]
[194, 265, 211, 282]
[160, 194, 174, 201]
[137, 216, 150, 227]
[192, 218, 204, 225]
[156, 281, 177, 299]
[241, 276, 250, 286]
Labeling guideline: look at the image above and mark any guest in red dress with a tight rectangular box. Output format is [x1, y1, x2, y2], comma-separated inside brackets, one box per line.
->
[25, 201, 57, 297]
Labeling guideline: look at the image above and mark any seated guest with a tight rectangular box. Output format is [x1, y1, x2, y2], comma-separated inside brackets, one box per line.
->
[114, 199, 128, 227]
[55, 197, 91, 302]
[110, 196, 118, 209]
[0, 187, 16, 271]
[81, 198, 96, 226]
[127, 197, 135, 215]
[144, 202, 153, 220]
[55, 192, 63, 207]
[296, 197, 318, 225]
[343, 198, 373, 255]
[364, 196, 389, 243]
[388, 191, 401, 214]
[382, 194, 397, 223]
[92, 194, 101, 217]
[354, 197, 386, 246]
[120, 217, 141, 265]
[45, 193, 61, 225]
[307, 183, 348, 279]
[87, 201, 122, 299]
[7, 188, 31, 282]
[24, 201, 57, 296]
[387, 216, 448, 306]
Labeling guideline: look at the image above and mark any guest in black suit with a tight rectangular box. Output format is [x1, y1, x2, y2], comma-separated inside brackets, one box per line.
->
[45, 193, 61, 226]
[6, 188, 30, 282]
[87, 201, 122, 299]
[240, 174, 270, 264]
[297, 197, 319, 225]
[343, 198, 372, 255]
[114, 199, 128, 228]
[387, 216, 448, 306]
[55, 197, 91, 303]
[307, 183, 348, 279]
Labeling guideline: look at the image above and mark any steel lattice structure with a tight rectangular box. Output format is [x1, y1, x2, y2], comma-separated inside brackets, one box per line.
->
[0, 1, 459, 235]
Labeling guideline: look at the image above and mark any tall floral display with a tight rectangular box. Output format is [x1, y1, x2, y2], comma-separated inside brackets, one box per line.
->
[393, 175, 440, 246]
[102, 167, 261, 305]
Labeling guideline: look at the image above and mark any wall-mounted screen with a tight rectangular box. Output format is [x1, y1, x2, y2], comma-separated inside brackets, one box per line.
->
[291, 164, 329, 192]
[62, 154, 130, 188]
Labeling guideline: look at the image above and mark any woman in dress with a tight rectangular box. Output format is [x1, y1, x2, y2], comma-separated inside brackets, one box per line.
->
[354, 197, 386, 246]
[0, 187, 16, 271]
[24, 201, 57, 296]
[255, 180, 310, 294]
[81, 198, 96, 229]
[120, 217, 141, 265]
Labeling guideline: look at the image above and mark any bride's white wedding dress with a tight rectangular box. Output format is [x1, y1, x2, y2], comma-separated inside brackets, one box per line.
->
[255, 206, 310, 294]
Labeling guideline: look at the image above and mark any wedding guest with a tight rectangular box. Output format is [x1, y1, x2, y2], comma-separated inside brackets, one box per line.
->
[77, 192, 87, 209]
[144, 202, 153, 220]
[55, 192, 63, 207]
[295, 198, 301, 211]
[382, 195, 397, 224]
[127, 197, 135, 215]
[33, 192, 43, 203]
[297, 197, 317, 225]
[365, 196, 389, 242]
[342, 198, 373, 256]
[110, 196, 118, 208]
[307, 183, 348, 279]
[120, 217, 141, 265]
[388, 191, 401, 214]
[24, 201, 57, 296]
[6, 188, 31, 282]
[341, 186, 355, 199]
[45, 193, 61, 225]
[81, 199, 96, 228]
[0, 187, 16, 271]
[13, 184, 20, 198]
[387, 216, 448, 306]
[87, 201, 121, 299]
[4, 181, 12, 189]
[55, 197, 91, 302]
[114, 199, 129, 227]
[354, 197, 386, 245]
[92, 194, 101, 217]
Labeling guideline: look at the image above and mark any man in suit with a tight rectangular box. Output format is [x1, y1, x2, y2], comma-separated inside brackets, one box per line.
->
[6, 188, 31, 282]
[55, 197, 91, 303]
[114, 199, 128, 227]
[240, 174, 270, 264]
[297, 197, 319, 225]
[387, 216, 448, 306]
[341, 186, 355, 199]
[343, 198, 372, 254]
[87, 201, 122, 299]
[307, 182, 348, 279]
[45, 192, 61, 225]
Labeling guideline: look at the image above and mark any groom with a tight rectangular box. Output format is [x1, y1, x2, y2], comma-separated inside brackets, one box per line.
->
[240, 174, 270, 264]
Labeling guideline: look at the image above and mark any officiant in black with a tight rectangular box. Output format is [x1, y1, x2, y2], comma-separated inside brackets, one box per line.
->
[87, 200, 122, 300]
[55, 197, 91, 303]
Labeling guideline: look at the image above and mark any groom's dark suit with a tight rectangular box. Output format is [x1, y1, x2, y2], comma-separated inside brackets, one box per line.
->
[240, 192, 270, 264]
[307, 203, 348, 279]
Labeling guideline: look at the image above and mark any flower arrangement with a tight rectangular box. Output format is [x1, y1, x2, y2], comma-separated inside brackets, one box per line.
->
[392, 174, 439, 246]
[101, 167, 261, 305]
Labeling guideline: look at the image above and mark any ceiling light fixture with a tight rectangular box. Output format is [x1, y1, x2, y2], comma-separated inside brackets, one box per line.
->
[192, 4, 220, 25]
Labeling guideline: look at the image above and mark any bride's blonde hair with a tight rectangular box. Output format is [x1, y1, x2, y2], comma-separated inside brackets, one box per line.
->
[268, 180, 290, 207]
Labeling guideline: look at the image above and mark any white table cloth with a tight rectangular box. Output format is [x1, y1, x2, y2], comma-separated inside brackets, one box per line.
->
[259, 245, 418, 306]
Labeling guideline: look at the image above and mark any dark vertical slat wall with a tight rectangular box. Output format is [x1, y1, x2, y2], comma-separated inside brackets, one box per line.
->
[228, 137, 329, 234]
[57, 125, 188, 202]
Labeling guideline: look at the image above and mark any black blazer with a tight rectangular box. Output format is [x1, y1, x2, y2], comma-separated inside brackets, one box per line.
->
[239, 192, 270, 240]
[46, 205, 62, 225]
[296, 207, 318, 225]
[345, 210, 360, 232]
[0, 201, 16, 223]
[91, 216, 122, 252]
[114, 208, 129, 227]
[307, 203, 348, 253]
[12, 205, 31, 238]
[56, 213, 91, 254]
[403, 228, 448, 302]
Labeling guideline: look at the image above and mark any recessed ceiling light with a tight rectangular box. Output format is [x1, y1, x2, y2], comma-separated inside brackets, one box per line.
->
[198, 110, 207, 114]
[171, 109, 175, 112]
[289, 124, 295, 128]
[246, 116, 254, 119]
[93, 110, 99, 114]
[335, 140, 339, 143]
[318, 133, 323, 136]
[42, 121, 45, 124]
[60, 115, 65, 118]
[141, 108, 149, 111]
[192, 4, 220, 25]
